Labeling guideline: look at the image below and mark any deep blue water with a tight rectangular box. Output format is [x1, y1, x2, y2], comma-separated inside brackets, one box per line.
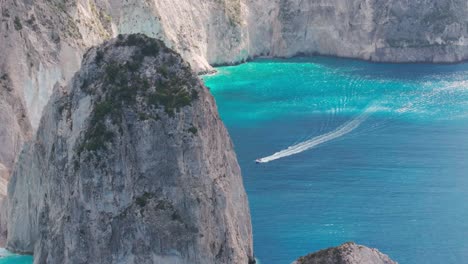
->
[203, 57, 468, 264]
[3, 57, 468, 263]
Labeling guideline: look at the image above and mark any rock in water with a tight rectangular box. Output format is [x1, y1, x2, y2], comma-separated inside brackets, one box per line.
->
[7, 34, 254, 264]
[293, 242, 397, 264]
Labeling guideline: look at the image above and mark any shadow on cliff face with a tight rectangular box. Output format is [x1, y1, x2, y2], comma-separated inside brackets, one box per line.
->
[6, 34, 254, 264]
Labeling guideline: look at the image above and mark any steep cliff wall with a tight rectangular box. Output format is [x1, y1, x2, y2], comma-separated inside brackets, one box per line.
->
[3, 0, 467, 131]
[7, 34, 254, 264]
[273, 0, 468, 62]
[0, 0, 245, 201]
[1, 0, 468, 246]
[1, 0, 466, 146]
[0, 0, 110, 219]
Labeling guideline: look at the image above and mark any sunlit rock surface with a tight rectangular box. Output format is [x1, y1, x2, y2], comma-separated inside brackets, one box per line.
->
[7, 34, 254, 264]
[1, 0, 467, 247]
[293, 242, 397, 264]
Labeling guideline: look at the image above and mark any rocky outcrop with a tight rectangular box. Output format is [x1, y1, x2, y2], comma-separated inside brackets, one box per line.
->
[2, 0, 468, 129]
[293, 242, 397, 264]
[7, 34, 254, 264]
[1, 0, 467, 173]
[1, 0, 467, 247]
[0, 0, 248, 208]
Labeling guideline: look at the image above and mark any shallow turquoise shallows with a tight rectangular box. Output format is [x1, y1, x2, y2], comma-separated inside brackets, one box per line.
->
[203, 57, 468, 264]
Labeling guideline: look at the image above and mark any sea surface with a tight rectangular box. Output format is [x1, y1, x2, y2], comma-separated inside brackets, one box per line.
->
[203, 57, 468, 264]
[0, 248, 32, 263]
[3, 57, 468, 263]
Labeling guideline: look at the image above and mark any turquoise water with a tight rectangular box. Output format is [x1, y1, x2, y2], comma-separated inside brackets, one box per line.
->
[0, 249, 32, 263]
[203, 57, 468, 264]
[4, 57, 468, 264]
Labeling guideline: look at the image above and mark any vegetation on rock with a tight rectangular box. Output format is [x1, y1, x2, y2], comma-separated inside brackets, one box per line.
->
[14, 17, 22, 30]
[77, 34, 200, 159]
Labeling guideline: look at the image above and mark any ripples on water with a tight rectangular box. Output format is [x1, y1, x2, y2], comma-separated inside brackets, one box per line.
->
[203, 57, 468, 264]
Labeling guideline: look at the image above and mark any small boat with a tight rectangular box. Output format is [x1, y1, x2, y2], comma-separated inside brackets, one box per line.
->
[255, 159, 262, 164]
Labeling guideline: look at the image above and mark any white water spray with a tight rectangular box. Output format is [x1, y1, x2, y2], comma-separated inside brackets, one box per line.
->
[256, 107, 375, 163]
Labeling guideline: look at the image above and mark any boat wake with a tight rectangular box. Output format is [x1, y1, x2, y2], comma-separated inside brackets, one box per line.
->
[256, 107, 375, 163]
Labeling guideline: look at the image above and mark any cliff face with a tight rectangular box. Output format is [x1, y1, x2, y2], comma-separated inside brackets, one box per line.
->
[273, 0, 468, 62]
[293, 242, 397, 264]
[7, 34, 254, 264]
[0, 67, 32, 245]
[0, 73, 31, 196]
[1, 0, 467, 248]
[1, 0, 467, 173]
[121, 0, 468, 69]
[0, 0, 245, 202]
[2, 0, 467, 129]
[0, 0, 109, 225]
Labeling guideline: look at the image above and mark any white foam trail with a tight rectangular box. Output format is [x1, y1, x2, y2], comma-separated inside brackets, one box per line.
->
[257, 107, 374, 163]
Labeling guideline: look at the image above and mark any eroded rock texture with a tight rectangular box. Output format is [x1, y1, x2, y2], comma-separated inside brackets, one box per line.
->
[1, 0, 467, 247]
[7, 34, 254, 264]
[293, 242, 397, 264]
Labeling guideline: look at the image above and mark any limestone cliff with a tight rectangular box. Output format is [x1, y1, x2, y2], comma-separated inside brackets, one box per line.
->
[0, 69, 32, 245]
[272, 0, 468, 63]
[293, 242, 397, 264]
[1, 0, 468, 246]
[0, 0, 108, 226]
[7, 34, 254, 264]
[2, 0, 467, 168]
[0, 0, 246, 204]
[2, 0, 468, 130]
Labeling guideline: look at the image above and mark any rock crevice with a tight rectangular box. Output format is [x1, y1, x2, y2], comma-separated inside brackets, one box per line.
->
[1, 0, 467, 193]
[7, 34, 254, 264]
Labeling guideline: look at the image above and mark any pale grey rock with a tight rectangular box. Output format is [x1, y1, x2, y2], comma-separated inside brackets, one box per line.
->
[3, 0, 468, 130]
[293, 242, 397, 264]
[1, 0, 467, 170]
[0, 70, 32, 246]
[272, 0, 468, 63]
[7, 34, 254, 264]
[0, 72, 31, 192]
[1, 0, 468, 248]
[0, 1, 97, 242]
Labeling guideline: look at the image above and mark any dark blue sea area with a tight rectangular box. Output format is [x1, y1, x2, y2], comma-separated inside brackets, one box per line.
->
[4, 57, 468, 264]
[204, 57, 468, 264]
